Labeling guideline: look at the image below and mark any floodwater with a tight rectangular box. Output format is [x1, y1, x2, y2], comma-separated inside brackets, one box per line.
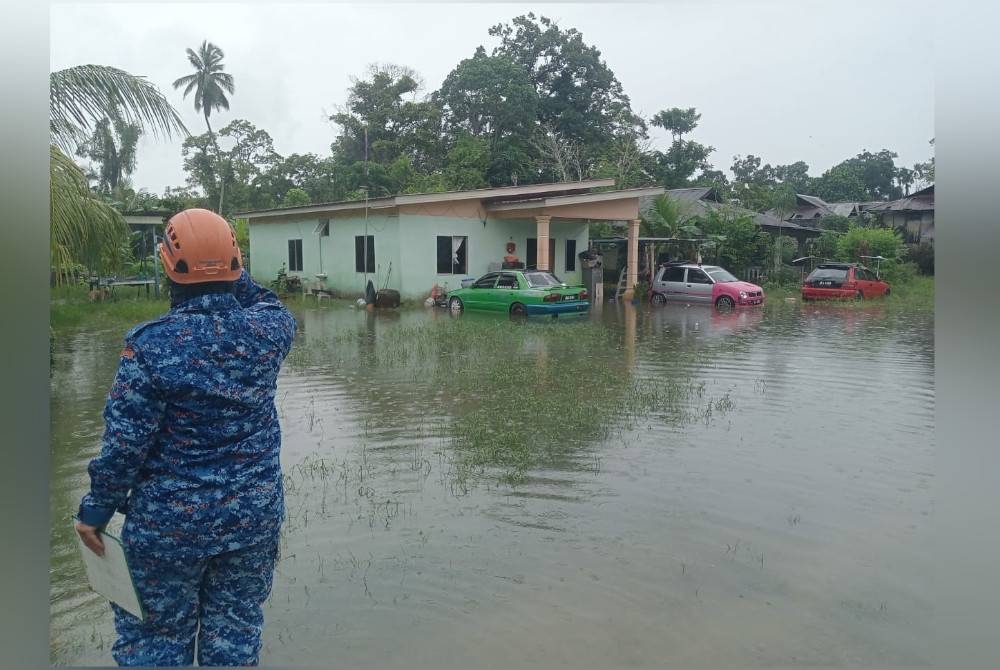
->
[50, 299, 934, 667]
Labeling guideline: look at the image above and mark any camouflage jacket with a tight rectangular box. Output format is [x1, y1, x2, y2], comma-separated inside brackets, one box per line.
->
[78, 271, 296, 559]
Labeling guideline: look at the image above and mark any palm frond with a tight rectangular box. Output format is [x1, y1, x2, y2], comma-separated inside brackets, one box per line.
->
[50, 64, 189, 150]
[50, 144, 131, 282]
[215, 72, 235, 94]
[172, 73, 198, 89]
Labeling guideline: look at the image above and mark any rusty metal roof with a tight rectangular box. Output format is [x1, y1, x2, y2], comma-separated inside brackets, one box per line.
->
[866, 185, 934, 212]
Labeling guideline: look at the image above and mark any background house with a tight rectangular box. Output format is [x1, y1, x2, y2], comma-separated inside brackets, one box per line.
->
[766, 194, 879, 226]
[240, 179, 663, 301]
[865, 184, 935, 243]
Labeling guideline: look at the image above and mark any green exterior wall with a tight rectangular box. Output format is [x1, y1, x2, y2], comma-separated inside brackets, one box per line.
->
[249, 215, 400, 296]
[249, 213, 590, 301]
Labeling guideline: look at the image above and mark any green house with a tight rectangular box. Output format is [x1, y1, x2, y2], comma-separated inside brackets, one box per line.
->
[240, 179, 664, 302]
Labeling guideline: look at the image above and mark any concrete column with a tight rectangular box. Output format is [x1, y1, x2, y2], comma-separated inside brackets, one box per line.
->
[535, 215, 551, 271]
[623, 218, 641, 300]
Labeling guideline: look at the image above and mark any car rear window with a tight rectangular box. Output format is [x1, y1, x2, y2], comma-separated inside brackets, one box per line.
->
[525, 272, 563, 287]
[807, 268, 848, 281]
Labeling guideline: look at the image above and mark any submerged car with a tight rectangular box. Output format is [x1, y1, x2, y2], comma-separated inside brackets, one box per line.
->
[801, 263, 890, 301]
[446, 270, 590, 317]
[650, 263, 764, 309]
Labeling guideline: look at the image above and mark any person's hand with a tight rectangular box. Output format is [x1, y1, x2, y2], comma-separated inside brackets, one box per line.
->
[75, 521, 105, 557]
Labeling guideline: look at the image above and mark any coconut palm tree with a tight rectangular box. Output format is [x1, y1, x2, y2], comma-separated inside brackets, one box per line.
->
[172, 40, 235, 213]
[49, 64, 187, 283]
[50, 144, 130, 283]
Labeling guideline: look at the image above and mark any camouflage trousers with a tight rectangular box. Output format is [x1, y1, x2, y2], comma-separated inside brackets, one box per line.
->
[110, 540, 279, 666]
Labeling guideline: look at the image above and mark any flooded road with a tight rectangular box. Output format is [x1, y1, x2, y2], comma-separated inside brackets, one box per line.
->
[50, 300, 934, 667]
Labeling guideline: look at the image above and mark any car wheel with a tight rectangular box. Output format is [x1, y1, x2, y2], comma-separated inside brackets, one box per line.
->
[716, 295, 735, 310]
[855, 290, 864, 301]
[884, 287, 891, 296]
[651, 292, 666, 305]
[510, 302, 527, 317]
[449, 297, 464, 314]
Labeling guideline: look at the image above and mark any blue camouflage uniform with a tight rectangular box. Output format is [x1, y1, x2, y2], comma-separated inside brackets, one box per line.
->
[78, 270, 296, 666]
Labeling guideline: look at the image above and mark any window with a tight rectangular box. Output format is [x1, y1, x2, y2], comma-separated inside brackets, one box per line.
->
[497, 273, 519, 289]
[526, 238, 556, 270]
[355, 235, 375, 273]
[687, 268, 712, 284]
[565, 239, 577, 272]
[524, 272, 563, 288]
[808, 267, 848, 281]
[436, 236, 467, 274]
[663, 267, 686, 282]
[473, 273, 498, 289]
[314, 219, 330, 236]
[288, 239, 303, 272]
[707, 268, 739, 283]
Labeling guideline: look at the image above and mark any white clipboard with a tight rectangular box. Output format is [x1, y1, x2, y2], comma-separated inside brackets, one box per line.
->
[73, 517, 145, 621]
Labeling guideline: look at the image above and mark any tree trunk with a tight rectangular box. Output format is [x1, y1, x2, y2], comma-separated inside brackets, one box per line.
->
[205, 112, 225, 214]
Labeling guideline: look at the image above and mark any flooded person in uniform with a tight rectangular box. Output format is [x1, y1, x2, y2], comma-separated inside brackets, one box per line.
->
[74, 208, 296, 666]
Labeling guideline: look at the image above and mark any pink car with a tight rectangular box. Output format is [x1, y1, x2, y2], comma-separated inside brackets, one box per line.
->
[650, 263, 765, 309]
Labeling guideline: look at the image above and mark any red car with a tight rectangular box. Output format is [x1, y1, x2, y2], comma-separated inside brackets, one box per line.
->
[801, 263, 890, 301]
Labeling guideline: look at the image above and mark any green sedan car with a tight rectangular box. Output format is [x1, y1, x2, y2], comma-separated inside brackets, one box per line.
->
[446, 270, 590, 317]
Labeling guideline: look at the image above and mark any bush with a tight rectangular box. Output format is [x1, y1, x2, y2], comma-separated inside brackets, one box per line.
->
[763, 265, 802, 288]
[909, 243, 934, 275]
[882, 261, 918, 285]
[837, 224, 903, 261]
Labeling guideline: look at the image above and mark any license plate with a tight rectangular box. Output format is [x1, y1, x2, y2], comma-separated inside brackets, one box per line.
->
[749, 299, 761, 305]
[563, 294, 576, 301]
[819, 281, 832, 286]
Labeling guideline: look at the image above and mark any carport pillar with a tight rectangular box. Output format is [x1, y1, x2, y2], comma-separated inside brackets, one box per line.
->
[623, 218, 641, 300]
[535, 215, 551, 271]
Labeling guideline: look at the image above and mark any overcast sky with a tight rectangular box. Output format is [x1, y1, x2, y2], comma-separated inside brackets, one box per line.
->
[50, 1, 934, 195]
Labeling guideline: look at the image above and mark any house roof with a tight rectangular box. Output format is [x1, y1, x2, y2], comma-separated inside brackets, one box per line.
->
[238, 178, 618, 220]
[796, 194, 829, 210]
[865, 184, 935, 212]
[827, 202, 859, 217]
[485, 186, 665, 212]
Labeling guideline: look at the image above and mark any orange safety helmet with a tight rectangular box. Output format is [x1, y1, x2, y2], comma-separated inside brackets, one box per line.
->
[159, 209, 243, 284]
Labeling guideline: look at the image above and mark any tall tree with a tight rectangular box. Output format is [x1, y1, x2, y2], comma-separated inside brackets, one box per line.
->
[649, 107, 714, 188]
[434, 47, 539, 185]
[913, 138, 935, 187]
[181, 119, 280, 213]
[435, 47, 538, 144]
[331, 64, 442, 166]
[730, 154, 777, 211]
[329, 63, 445, 193]
[489, 14, 644, 173]
[172, 40, 235, 213]
[651, 108, 700, 142]
[813, 149, 901, 202]
[773, 161, 812, 193]
[75, 111, 141, 196]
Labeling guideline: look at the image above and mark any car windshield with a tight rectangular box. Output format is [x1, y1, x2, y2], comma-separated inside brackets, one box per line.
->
[807, 267, 848, 281]
[706, 268, 739, 283]
[525, 272, 563, 287]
